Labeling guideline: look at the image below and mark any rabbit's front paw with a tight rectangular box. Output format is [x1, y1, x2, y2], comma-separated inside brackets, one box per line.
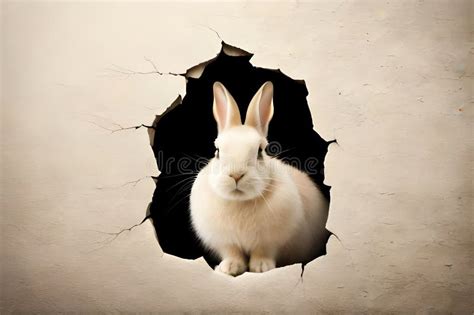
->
[215, 258, 247, 276]
[249, 257, 276, 273]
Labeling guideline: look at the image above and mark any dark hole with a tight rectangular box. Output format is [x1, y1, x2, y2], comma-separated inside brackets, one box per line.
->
[149, 42, 332, 271]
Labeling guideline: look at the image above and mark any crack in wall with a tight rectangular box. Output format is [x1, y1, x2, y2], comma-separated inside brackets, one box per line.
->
[105, 58, 183, 78]
[92, 39, 335, 276]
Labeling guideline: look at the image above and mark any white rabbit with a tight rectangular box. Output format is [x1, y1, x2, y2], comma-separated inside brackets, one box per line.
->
[190, 81, 329, 276]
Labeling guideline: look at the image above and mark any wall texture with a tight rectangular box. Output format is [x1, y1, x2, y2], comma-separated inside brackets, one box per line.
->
[1, 1, 472, 313]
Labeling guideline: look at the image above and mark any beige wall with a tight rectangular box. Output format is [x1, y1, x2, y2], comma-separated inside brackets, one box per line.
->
[1, 1, 472, 313]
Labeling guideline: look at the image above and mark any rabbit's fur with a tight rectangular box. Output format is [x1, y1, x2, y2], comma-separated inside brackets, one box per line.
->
[190, 81, 329, 276]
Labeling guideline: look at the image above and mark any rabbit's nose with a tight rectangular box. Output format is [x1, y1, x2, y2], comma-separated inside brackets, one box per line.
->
[229, 172, 245, 183]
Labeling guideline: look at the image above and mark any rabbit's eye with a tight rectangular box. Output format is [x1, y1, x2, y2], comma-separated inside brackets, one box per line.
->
[257, 147, 263, 159]
[215, 148, 220, 159]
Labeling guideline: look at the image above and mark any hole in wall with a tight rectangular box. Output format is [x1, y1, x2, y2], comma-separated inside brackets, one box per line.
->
[147, 41, 333, 274]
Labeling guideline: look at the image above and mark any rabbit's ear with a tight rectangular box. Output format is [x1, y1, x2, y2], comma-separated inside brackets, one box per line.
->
[245, 81, 274, 136]
[213, 82, 242, 133]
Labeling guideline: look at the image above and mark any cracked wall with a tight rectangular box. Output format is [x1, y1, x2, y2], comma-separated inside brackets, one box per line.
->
[1, 1, 472, 313]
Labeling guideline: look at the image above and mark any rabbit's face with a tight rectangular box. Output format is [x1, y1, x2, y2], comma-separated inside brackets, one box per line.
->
[209, 126, 271, 201]
[207, 81, 275, 201]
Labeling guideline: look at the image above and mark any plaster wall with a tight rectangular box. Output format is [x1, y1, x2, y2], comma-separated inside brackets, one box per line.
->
[1, 1, 472, 313]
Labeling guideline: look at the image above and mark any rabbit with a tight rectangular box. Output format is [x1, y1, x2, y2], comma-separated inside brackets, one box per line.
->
[190, 81, 330, 276]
